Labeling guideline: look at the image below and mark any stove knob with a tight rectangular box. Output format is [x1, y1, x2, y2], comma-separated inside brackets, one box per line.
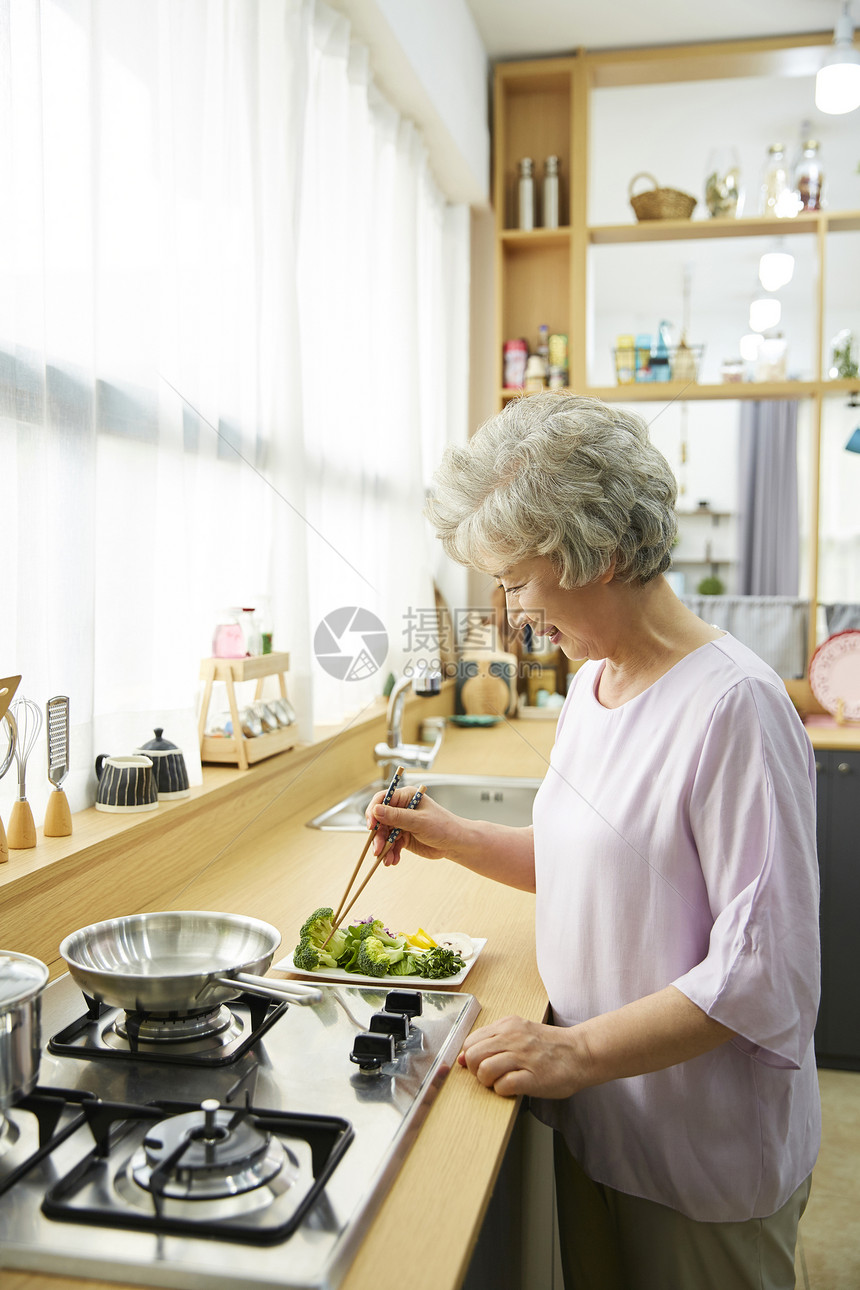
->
[350, 1031, 395, 1071]
[384, 989, 422, 1019]
[369, 1010, 410, 1042]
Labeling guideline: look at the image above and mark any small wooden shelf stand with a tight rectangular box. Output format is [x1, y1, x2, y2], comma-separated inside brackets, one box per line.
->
[198, 652, 294, 770]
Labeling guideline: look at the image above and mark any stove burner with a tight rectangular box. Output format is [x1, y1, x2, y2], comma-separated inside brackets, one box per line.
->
[48, 992, 287, 1067]
[130, 1100, 296, 1200]
[110, 1004, 240, 1047]
[43, 1097, 354, 1244]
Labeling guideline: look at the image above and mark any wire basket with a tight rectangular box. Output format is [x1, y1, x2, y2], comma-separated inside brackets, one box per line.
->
[612, 343, 704, 384]
[628, 172, 697, 222]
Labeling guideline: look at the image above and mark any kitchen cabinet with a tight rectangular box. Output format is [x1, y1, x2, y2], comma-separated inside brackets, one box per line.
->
[815, 749, 860, 1070]
[492, 34, 860, 669]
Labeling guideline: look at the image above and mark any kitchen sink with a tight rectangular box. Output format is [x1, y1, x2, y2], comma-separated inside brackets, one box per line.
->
[306, 773, 542, 831]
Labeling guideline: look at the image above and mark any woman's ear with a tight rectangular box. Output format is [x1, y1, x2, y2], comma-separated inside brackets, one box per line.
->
[599, 556, 618, 585]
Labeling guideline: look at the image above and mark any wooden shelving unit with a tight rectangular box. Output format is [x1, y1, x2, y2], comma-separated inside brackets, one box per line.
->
[493, 34, 860, 670]
[198, 651, 295, 770]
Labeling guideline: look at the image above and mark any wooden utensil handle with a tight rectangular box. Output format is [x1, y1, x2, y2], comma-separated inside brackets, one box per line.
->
[44, 790, 72, 838]
[7, 799, 36, 849]
[0, 817, 7, 863]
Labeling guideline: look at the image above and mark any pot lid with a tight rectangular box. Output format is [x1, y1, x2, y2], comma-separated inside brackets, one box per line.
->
[0, 951, 49, 1008]
[139, 727, 178, 752]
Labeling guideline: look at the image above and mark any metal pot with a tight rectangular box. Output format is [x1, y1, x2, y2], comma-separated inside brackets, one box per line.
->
[0, 951, 49, 1109]
[59, 911, 319, 1014]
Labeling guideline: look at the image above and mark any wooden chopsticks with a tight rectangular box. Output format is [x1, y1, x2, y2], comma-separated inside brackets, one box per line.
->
[332, 779, 425, 933]
[325, 773, 426, 945]
[331, 765, 404, 928]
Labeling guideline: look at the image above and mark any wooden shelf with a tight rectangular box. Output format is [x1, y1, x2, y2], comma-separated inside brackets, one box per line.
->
[493, 35, 860, 670]
[198, 651, 295, 770]
[200, 725, 297, 767]
[589, 211, 818, 244]
[500, 381, 822, 402]
[501, 227, 571, 247]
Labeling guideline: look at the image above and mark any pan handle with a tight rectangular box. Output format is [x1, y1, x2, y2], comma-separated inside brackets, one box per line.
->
[213, 973, 322, 1005]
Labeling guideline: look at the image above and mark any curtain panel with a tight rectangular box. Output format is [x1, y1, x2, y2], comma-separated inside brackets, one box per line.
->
[0, 0, 469, 824]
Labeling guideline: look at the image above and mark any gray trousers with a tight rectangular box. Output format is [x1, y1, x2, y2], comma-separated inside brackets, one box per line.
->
[554, 1134, 811, 1290]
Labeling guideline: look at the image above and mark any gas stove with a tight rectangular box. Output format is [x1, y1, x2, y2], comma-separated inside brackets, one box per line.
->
[0, 970, 480, 1289]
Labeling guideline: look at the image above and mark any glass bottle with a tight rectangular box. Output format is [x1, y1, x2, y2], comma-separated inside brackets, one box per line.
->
[213, 610, 246, 659]
[517, 158, 535, 230]
[760, 144, 791, 216]
[543, 155, 560, 228]
[794, 139, 824, 211]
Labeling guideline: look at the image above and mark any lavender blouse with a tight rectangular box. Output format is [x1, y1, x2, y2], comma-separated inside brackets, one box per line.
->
[532, 633, 821, 1221]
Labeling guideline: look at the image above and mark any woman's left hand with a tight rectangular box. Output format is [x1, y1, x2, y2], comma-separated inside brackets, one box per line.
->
[458, 1015, 586, 1099]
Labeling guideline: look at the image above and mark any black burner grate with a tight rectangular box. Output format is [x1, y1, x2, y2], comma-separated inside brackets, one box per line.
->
[42, 1097, 353, 1244]
[48, 991, 288, 1066]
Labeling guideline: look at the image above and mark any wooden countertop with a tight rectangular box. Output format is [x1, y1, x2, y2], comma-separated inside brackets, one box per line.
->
[0, 714, 558, 1290]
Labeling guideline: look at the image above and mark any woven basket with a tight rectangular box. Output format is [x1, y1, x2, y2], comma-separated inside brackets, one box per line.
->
[628, 172, 697, 221]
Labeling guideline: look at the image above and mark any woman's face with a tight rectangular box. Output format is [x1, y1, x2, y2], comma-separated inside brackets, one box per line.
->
[495, 555, 614, 661]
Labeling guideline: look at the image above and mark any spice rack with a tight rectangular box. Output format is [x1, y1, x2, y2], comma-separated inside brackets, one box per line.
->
[198, 652, 294, 770]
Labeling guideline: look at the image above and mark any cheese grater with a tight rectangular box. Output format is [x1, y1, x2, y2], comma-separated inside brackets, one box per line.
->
[44, 694, 72, 836]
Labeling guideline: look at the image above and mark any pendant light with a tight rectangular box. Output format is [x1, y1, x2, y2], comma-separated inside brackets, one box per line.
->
[749, 296, 781, 333]
[758, 242, 795, 292]
[816, 2, 860, 115]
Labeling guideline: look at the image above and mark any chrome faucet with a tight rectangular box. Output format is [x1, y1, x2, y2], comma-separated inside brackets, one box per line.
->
[374, 666, 444, 781]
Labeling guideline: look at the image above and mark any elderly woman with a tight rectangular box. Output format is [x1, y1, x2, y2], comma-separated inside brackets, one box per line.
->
[370, 393, 819, 1290]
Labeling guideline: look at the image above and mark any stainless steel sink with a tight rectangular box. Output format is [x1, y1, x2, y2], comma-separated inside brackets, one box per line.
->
[306, 773, 542, 831]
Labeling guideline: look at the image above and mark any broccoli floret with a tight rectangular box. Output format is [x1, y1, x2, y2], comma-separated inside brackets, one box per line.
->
[293, 908, 347, 971]
[414, 946, 465, 979]
[360, 918, 405, 950]
[356, 935, 404, 978]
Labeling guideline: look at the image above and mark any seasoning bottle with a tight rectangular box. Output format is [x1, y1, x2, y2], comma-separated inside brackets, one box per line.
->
[615, 335, 635, 384]
[794, 139, 824, 211]
[634, 333, 653, 382]
[760, 144, 790, 216]
[518, 158, 535, 230]
[543, 156, 560, 228]
[524, 354, 547, 392]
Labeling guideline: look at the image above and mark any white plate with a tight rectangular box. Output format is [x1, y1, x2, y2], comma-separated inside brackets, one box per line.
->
[809, 630, 860, 720]
[273, 937, 487, 989]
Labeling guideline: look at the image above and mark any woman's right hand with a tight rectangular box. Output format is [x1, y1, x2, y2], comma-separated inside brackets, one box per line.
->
[365, 784, 467, 865]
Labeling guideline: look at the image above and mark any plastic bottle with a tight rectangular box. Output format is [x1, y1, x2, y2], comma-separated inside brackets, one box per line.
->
[634, 333, 653, 382]
[524, 354, 547, 392]
[517, 158, 535, 230]
[615, 335, 635, 384]
[543, 156, 560, 228]
[651, 322, 672, 382]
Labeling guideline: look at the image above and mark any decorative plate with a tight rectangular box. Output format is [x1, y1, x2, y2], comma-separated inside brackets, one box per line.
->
[273, 937, 486, 989]
[448, 715, 503, 727]
[809, 630, 860, 720]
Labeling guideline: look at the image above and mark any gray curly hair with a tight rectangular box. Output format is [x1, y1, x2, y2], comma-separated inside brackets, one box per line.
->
[424, 393, 678, 587]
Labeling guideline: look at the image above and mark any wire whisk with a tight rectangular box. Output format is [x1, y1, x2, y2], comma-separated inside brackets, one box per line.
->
[7, 697, 42, 850]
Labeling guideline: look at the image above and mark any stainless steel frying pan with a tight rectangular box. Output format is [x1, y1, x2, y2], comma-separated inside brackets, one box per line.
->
[59, 910, 319, 1012]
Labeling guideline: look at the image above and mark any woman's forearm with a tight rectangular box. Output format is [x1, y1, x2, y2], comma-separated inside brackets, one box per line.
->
[448, 822, 536, 891]
[571, 985, 736, 1089]
[460, 985, 735, 1099]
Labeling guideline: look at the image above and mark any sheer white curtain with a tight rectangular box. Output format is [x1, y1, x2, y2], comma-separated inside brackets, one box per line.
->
[0, 0, 311, 821]
[298, 4, 468, 724]
[0, 0, 470, 824]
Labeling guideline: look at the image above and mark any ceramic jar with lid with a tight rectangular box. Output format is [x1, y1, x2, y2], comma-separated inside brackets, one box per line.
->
[135, 728, 190, 799]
